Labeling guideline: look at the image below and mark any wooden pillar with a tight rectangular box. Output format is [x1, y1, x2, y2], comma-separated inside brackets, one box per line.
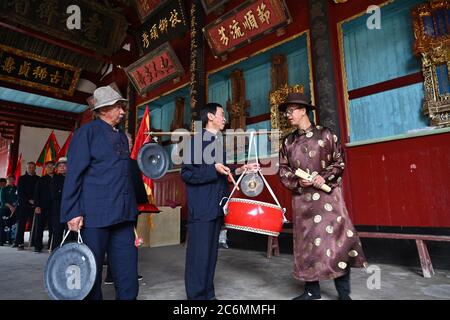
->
[126, 82, 137, 137]
[308, 0, 341, 136]
[190, 0, 206, 128]
[10, 122, 21, 173]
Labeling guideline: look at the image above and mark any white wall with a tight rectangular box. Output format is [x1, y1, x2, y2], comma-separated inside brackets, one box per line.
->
[18, 126, 71, 176]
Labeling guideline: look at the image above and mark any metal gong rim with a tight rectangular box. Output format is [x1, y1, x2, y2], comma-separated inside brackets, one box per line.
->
[240, 173, 264, 197]
[137, 143, 170, 180]
[44, 242, 97, 300]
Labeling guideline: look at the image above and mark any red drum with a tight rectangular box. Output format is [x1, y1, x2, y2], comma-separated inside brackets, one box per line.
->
[224, 198, 284, 237]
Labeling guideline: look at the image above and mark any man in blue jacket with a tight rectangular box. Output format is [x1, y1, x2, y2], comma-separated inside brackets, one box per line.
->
[61, 85, 138, 300]
[181, 103, 257, 300]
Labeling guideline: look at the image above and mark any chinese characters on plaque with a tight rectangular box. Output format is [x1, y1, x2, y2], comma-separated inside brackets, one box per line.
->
[125, 43, 184, 96]
[0, 0, 127, 56]
[203, 0, 291, 58]
[136, 0, 188, 56]
[0, 44, 81, 96]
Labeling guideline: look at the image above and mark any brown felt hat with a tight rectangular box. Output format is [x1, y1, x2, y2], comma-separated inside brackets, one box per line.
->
[278, 92, 316, 112]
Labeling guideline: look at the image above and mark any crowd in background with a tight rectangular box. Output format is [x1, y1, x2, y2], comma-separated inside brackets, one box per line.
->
[0, 158, 68, 252]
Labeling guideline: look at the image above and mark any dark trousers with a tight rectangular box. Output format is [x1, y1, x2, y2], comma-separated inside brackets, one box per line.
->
[0, 208, 8, 244]
[185, 216, 222, 300]
[34, 208, 50, 251]
[81, 221, 138, 300]
[14, 206, 33, 245]
[50, 213, 66, 251]
[305, 270, 351, 297]
[105, 219, 139, 281]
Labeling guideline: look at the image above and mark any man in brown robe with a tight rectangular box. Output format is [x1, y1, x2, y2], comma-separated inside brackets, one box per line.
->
[278, 93, 367, 300]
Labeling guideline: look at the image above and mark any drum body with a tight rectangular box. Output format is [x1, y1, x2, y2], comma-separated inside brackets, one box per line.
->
[224, 198, 284, 236]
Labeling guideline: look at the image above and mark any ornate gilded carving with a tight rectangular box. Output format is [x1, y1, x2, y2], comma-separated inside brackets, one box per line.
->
[270, 84, 305, 139]
[412, 0, 450, 127]
[226, 69, 250, 130]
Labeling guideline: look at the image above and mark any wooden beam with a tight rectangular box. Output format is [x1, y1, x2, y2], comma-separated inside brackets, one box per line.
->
[0, 99, 79, 119]
[246, 113, 271, 125]
[0, 121, 15, 127]
[0, 127, 14, 133]
[0, 99, 79, 130]
[0, 114, 74, 131]
[348, 72, 424, 100]
[0, 79, 91, 106]
[0, 19, 112, 64]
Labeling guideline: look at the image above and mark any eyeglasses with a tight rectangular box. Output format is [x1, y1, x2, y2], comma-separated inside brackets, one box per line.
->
[283, 107, 299, 117]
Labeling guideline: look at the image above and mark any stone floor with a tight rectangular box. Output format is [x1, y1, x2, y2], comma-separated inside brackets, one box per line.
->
[0, 231, 450, 300]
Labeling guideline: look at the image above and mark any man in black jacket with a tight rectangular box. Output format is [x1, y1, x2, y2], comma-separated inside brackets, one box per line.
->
[14, 161, 40, 250]
[49, 157, 67, 251]
[181, 103, 258, 300]
[33, 161, 55, 252]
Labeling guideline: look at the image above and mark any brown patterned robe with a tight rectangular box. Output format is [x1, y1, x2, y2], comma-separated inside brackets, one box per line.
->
[279, 125, 367, 282]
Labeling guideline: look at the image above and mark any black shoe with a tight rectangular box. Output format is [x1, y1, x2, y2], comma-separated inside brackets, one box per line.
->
[104, 278, 114, 285]
[292, 292, 321, 300]
[138, 275, 143, 281]
[17, 244, 24, 250]
[338, 295, 352, 300]
[0, 243, 4, 246]
[34, 249, 42, 253]
[11, 243, 18, 248]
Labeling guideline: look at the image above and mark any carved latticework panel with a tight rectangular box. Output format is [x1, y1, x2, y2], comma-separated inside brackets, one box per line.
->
[412, 0, 450, 127]
[226, 69, 250, 130]
[171, 97, 186, 131]
[270, 84, 305, 139]
[271, 54, 288, 91]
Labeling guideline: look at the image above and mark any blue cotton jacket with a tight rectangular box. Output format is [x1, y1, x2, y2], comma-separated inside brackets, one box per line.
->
[60, 119, 137, 227]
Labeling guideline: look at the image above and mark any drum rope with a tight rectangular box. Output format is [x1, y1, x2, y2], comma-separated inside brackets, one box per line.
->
[222, 132, 286, 222]
[60, 229, 83, 247]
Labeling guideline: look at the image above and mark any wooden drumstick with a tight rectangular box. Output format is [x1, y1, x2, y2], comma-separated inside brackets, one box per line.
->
[134, 228, 144, 247]
[228, 173, 240, 191]
[294, 168, 331, 193]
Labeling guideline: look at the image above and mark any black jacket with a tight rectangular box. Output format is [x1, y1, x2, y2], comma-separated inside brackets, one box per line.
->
[49, 174, 65, 218]
[34, 174, 54, 209]
[17, 173, 40, 209]
[181, 130, 229, 222]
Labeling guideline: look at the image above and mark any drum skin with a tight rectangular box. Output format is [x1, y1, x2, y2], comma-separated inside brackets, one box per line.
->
[224, 198, 284, 236]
